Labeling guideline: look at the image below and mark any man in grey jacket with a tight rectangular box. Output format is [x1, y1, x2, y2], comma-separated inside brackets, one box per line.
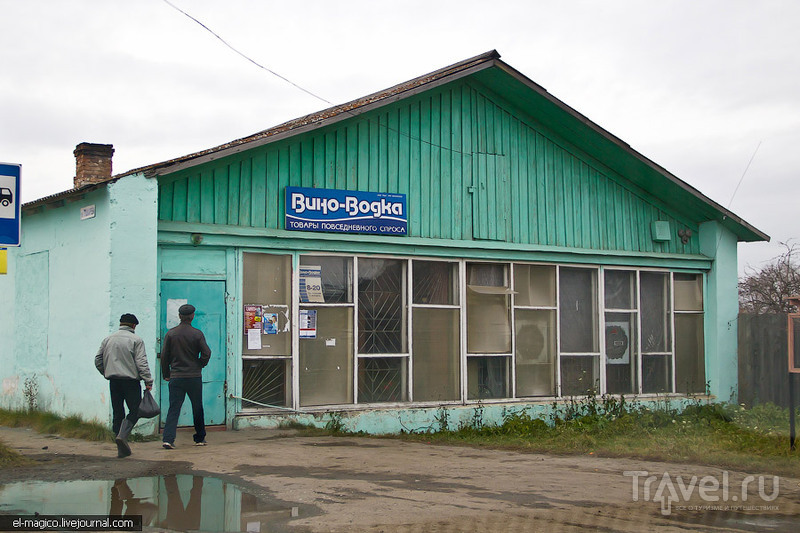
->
[95, 313, 153, 458]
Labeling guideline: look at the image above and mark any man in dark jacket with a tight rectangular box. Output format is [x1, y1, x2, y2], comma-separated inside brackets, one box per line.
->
[160, 304, 211, 449]
[95, 313, 153, 458]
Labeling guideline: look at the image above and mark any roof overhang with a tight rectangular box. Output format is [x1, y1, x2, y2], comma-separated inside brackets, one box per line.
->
[31, 50, 768, 243]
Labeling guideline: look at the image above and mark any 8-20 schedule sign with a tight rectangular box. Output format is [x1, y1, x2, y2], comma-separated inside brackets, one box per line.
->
[0, 163, 21, 247]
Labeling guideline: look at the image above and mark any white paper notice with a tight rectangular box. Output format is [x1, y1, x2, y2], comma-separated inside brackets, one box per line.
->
[299, 309, 317, 338]
[299, 266, 325, 303]
[166, 299, 188, 329]
[247, 328, 262, 349]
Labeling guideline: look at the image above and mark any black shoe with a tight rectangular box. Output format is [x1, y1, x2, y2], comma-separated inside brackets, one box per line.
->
[115, 437, 132, 458]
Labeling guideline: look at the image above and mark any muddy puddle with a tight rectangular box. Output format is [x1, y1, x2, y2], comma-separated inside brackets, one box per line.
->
[0, 474, 314, 532]
[670, 510, 799, 532]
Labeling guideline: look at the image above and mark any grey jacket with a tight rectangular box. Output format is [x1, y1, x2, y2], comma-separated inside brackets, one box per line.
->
[94, 326, 153, 386]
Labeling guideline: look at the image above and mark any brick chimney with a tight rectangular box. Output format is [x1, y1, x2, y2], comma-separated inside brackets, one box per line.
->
[73, 143, 114, 188]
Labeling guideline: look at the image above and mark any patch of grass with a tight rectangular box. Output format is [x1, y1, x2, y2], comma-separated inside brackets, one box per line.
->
[0, 408, 114, 442]
[0, 439, 31, 467]
[399, 398, 800, 477]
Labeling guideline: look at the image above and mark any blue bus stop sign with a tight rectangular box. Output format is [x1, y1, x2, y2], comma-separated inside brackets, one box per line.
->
[0, 163, 21, 247]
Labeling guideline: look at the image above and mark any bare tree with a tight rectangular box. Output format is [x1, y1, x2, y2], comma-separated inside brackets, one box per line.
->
[739, 242, 800, 314]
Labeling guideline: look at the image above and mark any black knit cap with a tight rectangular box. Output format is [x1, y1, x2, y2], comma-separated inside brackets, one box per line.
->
[120, 313, 139, 325]
[178, 304, 196, 316]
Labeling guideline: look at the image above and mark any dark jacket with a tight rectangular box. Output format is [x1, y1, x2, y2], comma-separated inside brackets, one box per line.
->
[161, 322, 211, 379]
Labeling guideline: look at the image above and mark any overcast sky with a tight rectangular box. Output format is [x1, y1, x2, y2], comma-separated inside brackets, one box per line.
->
[2, 0, 797, 275]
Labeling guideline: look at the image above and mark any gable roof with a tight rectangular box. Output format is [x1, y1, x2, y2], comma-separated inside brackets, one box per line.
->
[45, 50, 771, 242]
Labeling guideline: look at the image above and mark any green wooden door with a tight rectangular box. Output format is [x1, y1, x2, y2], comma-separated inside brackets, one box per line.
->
[159, 280, 227, 426]
[471, 153, 510, 241]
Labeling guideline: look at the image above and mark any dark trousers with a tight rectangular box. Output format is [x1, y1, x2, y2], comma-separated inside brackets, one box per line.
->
[162, 377, 206, 445]
[109, 378, 141, 435]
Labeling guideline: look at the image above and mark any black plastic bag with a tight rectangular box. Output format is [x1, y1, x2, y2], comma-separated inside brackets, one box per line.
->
[138, 389, 160, 419]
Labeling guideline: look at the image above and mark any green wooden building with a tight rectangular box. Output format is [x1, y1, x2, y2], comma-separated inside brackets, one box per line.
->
[1, 51, 768, 433]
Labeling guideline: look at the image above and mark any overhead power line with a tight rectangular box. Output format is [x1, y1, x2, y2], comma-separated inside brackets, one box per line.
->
[161, 0, 334, 106]
[160, 0, 503, 157]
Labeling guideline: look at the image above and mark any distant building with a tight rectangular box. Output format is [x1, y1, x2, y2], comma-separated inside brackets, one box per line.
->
[0, 51, 769, 433]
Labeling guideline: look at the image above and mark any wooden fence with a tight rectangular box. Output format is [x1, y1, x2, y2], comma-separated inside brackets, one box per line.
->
[738, 313, 791, 407]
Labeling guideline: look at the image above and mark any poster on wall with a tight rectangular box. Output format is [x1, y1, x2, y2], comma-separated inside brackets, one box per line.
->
[247, 328, 262, 350]
[243, 305, 263, 334]
[263, 313, 279, 334]
[299, 266, 324, 303]
[299, 309, 317, 339]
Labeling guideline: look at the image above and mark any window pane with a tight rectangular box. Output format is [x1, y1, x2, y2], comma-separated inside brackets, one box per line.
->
[243, 253, 292, 356]
[413, 261, 458, 305]
[299, 307, 353, 406]
[674, 273, 703, 311]
[413, 308, 460, 401]
[640, 272, 671, 353]
[515, 309, 556, 396]
[358, 258, 407, 353]
[559, 268, 598, 353]
[300, 255, 353, 303]
[467, 263, 511, 353]
[467, 357, 509, 399]
[514, 264, 556, 307]
[605, 312, 638, 394]
[468, 263, 506, 286]
[643, 355, 672, 393]
[675, 314, 705, 393]
[605, 270, 636, 310]
[358, 357, 408, 403]
[242, 359, 291, 408]
[560, 356, 599, 396]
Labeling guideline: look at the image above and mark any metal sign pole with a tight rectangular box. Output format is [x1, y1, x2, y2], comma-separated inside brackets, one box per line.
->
[787, 297, 800, 451]
[791, 373, 796, 450]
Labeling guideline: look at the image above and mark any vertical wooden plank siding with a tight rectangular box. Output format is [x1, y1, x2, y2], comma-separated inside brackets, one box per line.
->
[251, 153, 267, 228]
[357, 121, 370, 191]
[186, 174, 200, 223]
[266, 151, 279, 227]
[227, 161, 240, 226]
[159, 180, 173, 220]
[420, 98, 431, 238]
[158, 80, 701, 257]
[213, 167, 227, 225]
[200, 169, 214, 224]
[238, 158, 251, 227]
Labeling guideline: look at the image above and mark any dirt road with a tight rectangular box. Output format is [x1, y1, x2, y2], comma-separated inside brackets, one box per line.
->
[1, 426, 798, 532]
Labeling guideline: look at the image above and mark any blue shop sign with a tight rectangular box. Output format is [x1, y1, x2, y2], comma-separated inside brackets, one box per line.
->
[285, 187, 407, 236]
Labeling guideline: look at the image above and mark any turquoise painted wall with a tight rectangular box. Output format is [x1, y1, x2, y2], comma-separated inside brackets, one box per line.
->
[157, 80, 700, 257]
[108, 174, 160, 433]
[1, 186, 112, 416]
[1, 174, 159, 433]
[700, 221, 739, 402]
[233, 397, 702, 434]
